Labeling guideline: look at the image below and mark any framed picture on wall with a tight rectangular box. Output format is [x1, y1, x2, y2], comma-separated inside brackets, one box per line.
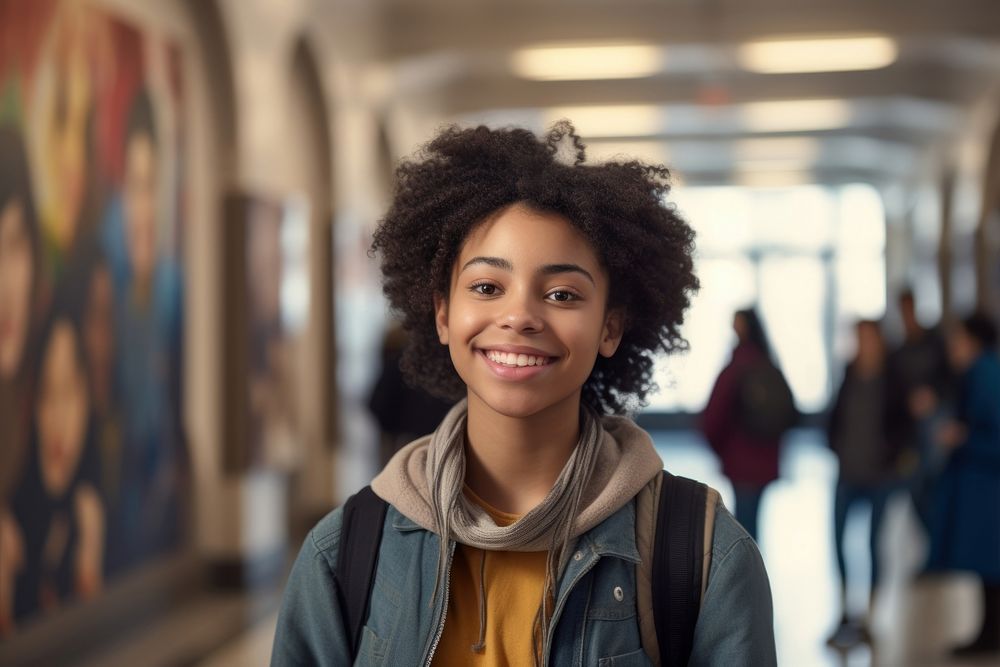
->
[222, 191, 311, 473]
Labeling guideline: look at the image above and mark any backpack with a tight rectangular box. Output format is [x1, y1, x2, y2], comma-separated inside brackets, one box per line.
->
[735, 360, 797, 440]
[334, 470, 710, 666]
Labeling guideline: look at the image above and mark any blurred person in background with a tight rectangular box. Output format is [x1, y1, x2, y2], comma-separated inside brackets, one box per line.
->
[826, 320, 902, 648]
[701, 308, 795, 543]
[368, 321, 453, 467]
[926, 312, 1000, 657]
[886, 290, 952, 533]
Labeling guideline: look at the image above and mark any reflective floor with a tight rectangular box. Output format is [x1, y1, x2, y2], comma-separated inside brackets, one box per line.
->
[191, 430, 995, 667]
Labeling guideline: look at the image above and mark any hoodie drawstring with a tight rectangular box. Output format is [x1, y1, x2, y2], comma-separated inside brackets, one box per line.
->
[471, 549, 488, 652]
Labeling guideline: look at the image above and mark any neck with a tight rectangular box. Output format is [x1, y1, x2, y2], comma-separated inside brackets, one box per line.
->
[463, 392, 582, 515]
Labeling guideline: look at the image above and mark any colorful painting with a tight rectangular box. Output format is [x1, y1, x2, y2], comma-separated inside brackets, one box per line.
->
[0, 0, 186, 635]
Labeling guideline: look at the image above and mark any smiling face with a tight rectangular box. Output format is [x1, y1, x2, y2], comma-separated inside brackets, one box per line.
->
[434, 203, 623, 420]
[0, 199, 35, 378]
[37, 320, 89, 497]
[124, 132, 158, 287]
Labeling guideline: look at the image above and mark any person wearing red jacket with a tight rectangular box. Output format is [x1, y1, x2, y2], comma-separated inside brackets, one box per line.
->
[701, 309, 783, 543]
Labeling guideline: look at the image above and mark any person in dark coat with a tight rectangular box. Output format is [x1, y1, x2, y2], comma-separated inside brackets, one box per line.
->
[701, 308, 785, 542]
[826, 320, 902, 647]
[927, 312, 1000, 657]
[368, 322, 454, 467]
[886, 290, 952, 531]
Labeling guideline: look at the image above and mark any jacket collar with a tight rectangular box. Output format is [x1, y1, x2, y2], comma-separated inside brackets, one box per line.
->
[389, 500, 639, 563]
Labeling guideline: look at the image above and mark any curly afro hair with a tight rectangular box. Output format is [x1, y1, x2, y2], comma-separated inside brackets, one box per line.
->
[370, 121, 698, 415]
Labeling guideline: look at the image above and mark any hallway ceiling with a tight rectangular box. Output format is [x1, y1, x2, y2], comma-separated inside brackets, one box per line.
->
[321, 0, 1000, 186]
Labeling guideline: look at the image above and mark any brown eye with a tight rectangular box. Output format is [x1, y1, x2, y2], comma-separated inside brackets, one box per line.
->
[471, 283, 498, 296]
[548, 290, 577, 302]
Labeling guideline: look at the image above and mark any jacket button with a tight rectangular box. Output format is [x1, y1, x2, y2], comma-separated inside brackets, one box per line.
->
[613, 586, 624, 602]
[573, 551, 583, 561]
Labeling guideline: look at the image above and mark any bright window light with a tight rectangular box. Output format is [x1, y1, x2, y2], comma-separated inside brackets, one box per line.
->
[510, 42, 664, 81]
[645, 183, 887, 414]
[738, 35, 898, 74]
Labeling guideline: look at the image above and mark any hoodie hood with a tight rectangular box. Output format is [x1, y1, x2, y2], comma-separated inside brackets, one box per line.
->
[371, 412, 664, 540]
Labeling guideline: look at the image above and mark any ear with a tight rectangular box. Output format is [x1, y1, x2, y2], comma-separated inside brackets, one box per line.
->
[433, 293, 449, 345]
[598, 308, 625, 358]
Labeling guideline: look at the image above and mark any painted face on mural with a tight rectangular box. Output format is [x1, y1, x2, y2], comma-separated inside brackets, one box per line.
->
[0, 199, 35, 379]
[124, 131, 158, 289]
[37, 320, 90, 497]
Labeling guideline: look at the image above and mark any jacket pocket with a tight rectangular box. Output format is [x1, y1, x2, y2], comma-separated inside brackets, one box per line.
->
[356, 625, 387, 666]
[598, 648, 653, 667]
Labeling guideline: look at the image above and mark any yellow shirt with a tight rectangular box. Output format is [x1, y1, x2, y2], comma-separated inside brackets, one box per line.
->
[432, 487, 549, 666]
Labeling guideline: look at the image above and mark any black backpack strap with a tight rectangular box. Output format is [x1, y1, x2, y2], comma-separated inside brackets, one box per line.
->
[652, 470, 708, 667]
[335, 485, 389, 659]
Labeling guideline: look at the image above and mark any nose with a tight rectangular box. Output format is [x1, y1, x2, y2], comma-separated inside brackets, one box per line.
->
[496, 290, 544, 333]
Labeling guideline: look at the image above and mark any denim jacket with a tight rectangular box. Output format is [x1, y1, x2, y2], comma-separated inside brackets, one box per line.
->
[271, 497, 776, 666]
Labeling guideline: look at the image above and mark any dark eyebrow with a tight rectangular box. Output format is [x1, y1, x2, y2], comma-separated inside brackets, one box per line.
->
[460, 257, 596, 286]
[460, 256, 513, 273]
[541, 263, 596, 286]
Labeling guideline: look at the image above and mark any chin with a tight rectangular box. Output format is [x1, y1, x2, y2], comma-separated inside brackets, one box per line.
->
[470, 386, 577, 421]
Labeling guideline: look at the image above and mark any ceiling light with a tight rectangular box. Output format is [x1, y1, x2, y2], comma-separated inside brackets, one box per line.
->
[735, 170, 814, 188]
[738, 35, 898, 74]
[544, 105, 663, 138]
[734, 137, 821, 162]
[742, 99, 852, 132]
[586, 140, 670, 164]
[511, 43, 664, 81]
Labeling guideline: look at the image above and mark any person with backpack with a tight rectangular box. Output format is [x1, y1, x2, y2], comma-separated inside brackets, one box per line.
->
[701, 308, 794, 543]
[271, 123, 776, 666]
[825, 320, 902, 648]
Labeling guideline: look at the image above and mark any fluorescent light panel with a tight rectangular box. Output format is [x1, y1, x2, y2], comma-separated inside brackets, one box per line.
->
[544, 105, 663, 138]
[741, 99, 852, 132]
[738, 34, 898, 74]
[735, 170, 814, 188]
[586, 140, 670, 164]
[734, 137, 821, 162]
[511, 42, 664, 81]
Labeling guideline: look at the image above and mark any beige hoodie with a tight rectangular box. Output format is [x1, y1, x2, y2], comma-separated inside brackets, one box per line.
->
[371, 413, 665, 541]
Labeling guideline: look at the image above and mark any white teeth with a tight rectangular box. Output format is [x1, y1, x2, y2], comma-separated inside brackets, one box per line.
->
[485, 350, 549, 367]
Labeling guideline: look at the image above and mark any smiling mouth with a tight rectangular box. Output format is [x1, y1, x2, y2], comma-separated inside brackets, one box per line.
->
[483, 350, 553, 368]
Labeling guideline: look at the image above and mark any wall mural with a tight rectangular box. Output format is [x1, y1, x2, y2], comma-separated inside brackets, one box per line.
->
[0, 0, 187, 635]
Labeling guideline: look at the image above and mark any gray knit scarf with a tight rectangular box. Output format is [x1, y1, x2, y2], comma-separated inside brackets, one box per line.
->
[426, 398, 603, 660]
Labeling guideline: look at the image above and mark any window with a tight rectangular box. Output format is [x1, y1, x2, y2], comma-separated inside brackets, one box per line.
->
[647, 183, 886, 414]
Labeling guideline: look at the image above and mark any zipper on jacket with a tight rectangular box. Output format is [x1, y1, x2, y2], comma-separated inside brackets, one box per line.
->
[423, 541, 456, 667]
[541, 550, 600, 666]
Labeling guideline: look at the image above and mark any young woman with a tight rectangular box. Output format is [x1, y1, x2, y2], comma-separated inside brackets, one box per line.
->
[272, 123, 775, 666]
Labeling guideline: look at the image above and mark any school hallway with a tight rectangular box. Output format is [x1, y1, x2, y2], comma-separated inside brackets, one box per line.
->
[101, 430, 986, 667]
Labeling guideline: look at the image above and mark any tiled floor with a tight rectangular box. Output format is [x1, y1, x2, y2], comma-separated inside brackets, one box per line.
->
[196, 429, 999, 667]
